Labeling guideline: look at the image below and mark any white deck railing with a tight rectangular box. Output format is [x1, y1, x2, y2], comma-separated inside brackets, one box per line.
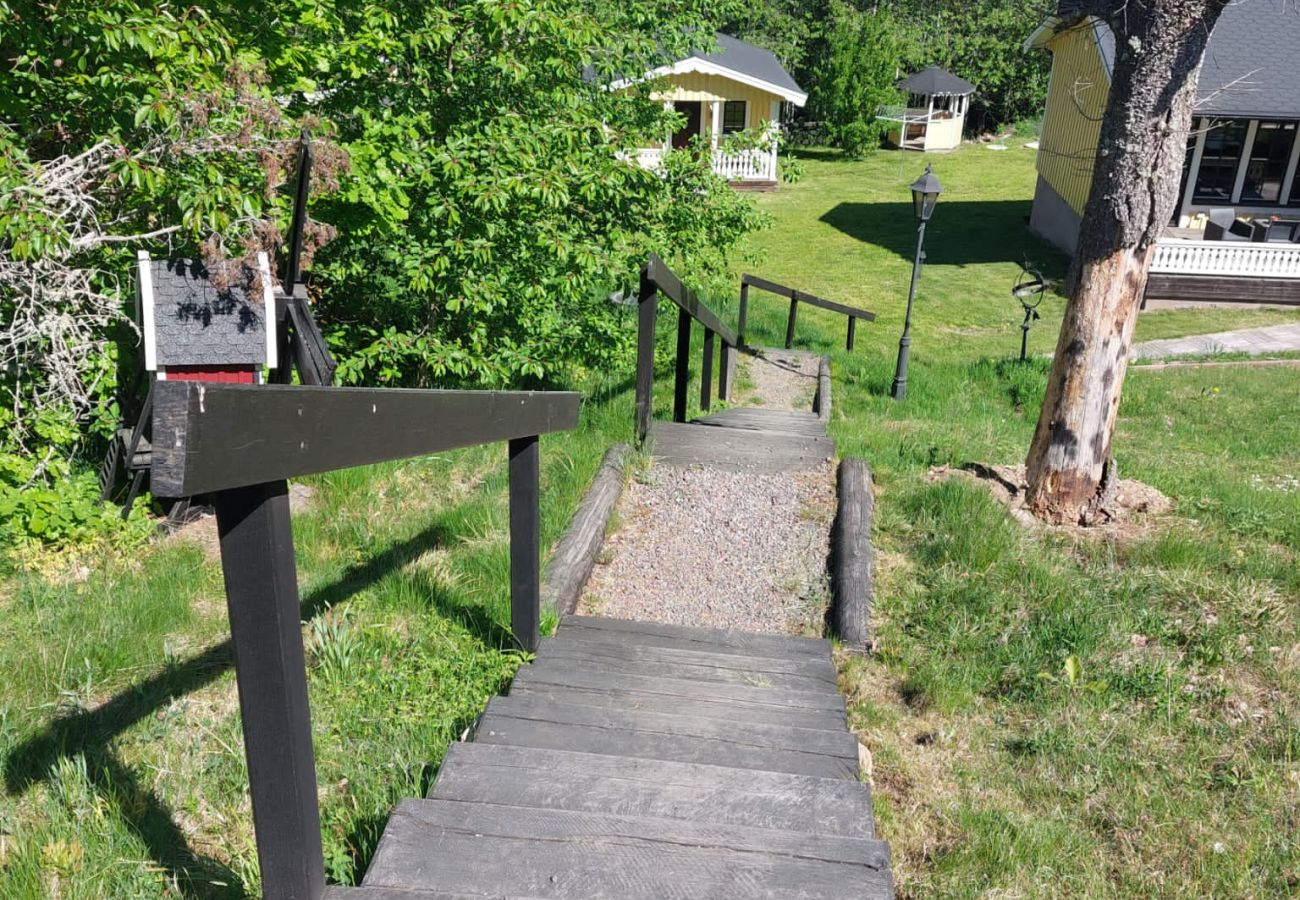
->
[631, 146, 777, 182]
[1150, 239, 1300, 278]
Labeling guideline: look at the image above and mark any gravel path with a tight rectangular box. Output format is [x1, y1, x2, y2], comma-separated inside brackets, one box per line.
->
[736, 348, 820, 411]
[578, 346, 836, 635]
[579, 464, 835, 634]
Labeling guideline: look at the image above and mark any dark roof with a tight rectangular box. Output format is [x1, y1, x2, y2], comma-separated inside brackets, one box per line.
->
[898, 66, 975, 96]
[690, 34, 805, 98]
[145, 259, 268, 367]
[1195, 0, 1300, 119]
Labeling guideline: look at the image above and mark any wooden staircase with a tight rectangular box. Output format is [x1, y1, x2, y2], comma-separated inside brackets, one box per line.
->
[342, 615, 893, 899]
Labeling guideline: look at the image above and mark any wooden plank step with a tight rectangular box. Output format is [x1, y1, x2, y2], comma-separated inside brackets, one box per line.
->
[481, 695, 858, 763]
[507, 679, 847, 732]
[561, 614, 830, 661]
[518, 657, 846, 714]
[326, 887, 530, 899]
[547, 630, 838, 684]
[649, 420, 833, 473]
[696, 408, 828, 437]
[430, 743, 875, 839]
[363, 798, 893, 899]
[475, 705, 858, 780]
[535, 640, 837, 693]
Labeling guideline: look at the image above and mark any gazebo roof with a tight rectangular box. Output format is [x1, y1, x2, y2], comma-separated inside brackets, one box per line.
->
[898, 66, 975, 96]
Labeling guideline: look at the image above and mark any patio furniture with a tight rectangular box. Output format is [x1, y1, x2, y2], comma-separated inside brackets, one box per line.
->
[1205, 208, 1255, 242]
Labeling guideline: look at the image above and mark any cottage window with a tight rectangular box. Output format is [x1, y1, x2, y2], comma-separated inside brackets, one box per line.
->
[1240, 121, 1297, 205]
[722, 100, 747, 134]
[1192, 120, 1249, 203]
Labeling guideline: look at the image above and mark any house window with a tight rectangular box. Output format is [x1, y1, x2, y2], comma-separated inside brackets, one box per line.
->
[1192, 119, 1249, 203]
[1241, 121, 1297, 205]
[722, 100, 747, 134]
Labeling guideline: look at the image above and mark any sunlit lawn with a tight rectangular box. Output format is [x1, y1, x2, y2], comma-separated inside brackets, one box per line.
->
[731, 144, 1300, 898]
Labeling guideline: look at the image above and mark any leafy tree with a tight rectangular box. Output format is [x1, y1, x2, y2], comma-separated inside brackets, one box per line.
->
[809, 2, 903, 157]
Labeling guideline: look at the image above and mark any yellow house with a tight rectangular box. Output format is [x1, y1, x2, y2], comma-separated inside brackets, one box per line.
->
[1025, 6, 1300, 255]
[614, 34, 808, 190]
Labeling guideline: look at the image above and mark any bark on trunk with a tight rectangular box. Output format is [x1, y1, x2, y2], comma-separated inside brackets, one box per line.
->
[1025, 0, 1228, 525]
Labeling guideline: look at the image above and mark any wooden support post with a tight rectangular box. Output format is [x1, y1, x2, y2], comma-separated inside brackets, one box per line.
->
[847, 317, 856, 351]
[718, 341, 731, 402]
[700, 328, 715, 412]
[785, 298, 799, 350]
[738, 281, 749, 349]
[508, 435, 541, 654]
[634, 268, 657, 445]
[673, 306, 691, 423]
[213, 481, 324, 900]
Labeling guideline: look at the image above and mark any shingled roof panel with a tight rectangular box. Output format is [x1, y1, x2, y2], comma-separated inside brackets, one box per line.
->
[898, 66, 976, 96]
[147, 259, 269, 367]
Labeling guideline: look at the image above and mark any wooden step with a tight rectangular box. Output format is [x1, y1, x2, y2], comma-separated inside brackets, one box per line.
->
[695, 408, 828, 437]
[429, 743, 876, 839]
[561, 614, 832, 662]
[362, 798, 893, 899]
[515, 658, 846, 714]
[507, 678, 847, 732]
[546, 630, 838, 684]
[648, 420, 833, 472]
[480, 694, 859, 768]
[534, 640, 837, 693]
[476, 699, 859, 780]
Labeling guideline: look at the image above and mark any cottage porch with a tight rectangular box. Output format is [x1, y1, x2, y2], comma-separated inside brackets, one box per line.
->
[1146, 226, 1300, 307]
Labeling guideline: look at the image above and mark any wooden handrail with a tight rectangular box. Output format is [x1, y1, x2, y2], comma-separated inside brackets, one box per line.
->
[636, 255, 739, 443]
[151, 381, 580, 900]
[151, 381, 580, 497]
[739, 274, 875, 351]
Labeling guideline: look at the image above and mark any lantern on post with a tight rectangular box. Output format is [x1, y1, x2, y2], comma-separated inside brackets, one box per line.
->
[890, 165, 942, 400]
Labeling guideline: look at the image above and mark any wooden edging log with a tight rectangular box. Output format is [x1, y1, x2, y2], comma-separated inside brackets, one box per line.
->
[813, 355, 832, 423]
[830, 458, 874, 653]
[541, 443, 632, 616]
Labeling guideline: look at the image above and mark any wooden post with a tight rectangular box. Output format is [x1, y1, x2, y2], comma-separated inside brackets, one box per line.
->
[634, 268, 656, 445]
[700, 328, 715, 412]
[213, 481, 324, 900]
[673, 307, 691, 423]
[718, 341, 731, 402]
[508, 435, 541, 654]
[785, 298, 799, 349]
[738, 281, 749, 349]
[847, 317, 856, 351]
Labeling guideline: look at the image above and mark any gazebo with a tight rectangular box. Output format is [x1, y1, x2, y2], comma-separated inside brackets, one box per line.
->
[878, 66, 975, 151]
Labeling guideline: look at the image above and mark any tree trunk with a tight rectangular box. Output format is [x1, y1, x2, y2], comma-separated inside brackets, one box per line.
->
[1025, 0, 1227, 525]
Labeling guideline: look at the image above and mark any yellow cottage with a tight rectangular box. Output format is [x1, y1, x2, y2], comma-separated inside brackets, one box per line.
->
[614, 34, 808, 190]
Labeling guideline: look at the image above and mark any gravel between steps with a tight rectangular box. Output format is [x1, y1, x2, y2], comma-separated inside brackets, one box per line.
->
[578, 462, 835, 635]
[738, 348, 820, 411]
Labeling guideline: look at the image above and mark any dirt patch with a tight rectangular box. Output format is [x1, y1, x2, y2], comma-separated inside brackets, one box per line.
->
[928, 463, 1171, 537]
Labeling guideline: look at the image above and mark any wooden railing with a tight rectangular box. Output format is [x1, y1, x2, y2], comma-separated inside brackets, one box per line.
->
[739, 274, 876, 352]
[635, 254, 740, 444]
[150, 380, 579, 900]
[632, 147, 777, 182]
[1150, 239, 1300, 278]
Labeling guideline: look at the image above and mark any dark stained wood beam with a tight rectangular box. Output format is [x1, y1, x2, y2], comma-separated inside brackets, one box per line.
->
[151, 382, 581, 497]
[645, 253, 740, 346]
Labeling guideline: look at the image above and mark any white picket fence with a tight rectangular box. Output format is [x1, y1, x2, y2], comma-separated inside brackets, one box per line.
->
[1150, 239, 1300, 278]
[631, 146, 777, 182]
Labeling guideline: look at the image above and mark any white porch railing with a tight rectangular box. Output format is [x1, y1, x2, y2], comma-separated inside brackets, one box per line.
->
[631, 146, 777, 182]
[876, 105, 932, 124]
[1150, 239, 1300, 278]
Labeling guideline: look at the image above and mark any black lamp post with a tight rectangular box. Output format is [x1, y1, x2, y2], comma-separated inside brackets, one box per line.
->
[890, 164, 943, 400]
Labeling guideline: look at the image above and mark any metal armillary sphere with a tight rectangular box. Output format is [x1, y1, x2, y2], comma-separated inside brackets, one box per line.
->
[1012, 261, 1049, 362]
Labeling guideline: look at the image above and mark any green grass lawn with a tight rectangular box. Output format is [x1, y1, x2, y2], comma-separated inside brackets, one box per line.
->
[1, 141, 1297, 898]
[732, 145, 1300, 898]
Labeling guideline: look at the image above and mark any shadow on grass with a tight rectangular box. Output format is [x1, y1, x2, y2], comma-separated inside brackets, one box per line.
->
[820, 200, 1067, 271]
[3, 517, 487, 897]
